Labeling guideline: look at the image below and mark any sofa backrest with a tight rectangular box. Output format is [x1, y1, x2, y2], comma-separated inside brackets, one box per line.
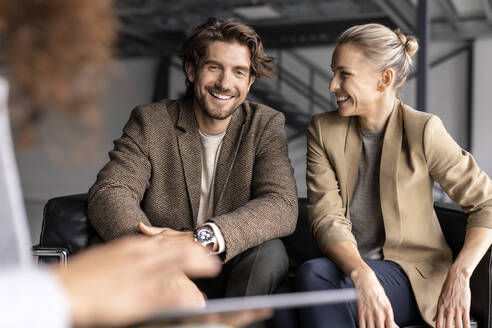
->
[39, 195, 468, 259]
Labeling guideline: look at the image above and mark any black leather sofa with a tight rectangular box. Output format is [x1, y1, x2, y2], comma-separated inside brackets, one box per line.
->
[33, 194, 491, 328]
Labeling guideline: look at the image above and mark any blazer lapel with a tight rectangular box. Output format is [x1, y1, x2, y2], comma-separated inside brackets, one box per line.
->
[380, 100, 403, 244]
[345, 116, 362, 215]
[213, 106, 246, 210]
[176, 100, 201, 223]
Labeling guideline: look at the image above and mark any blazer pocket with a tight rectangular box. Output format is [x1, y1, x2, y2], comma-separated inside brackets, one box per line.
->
[415, 266, 427, 279]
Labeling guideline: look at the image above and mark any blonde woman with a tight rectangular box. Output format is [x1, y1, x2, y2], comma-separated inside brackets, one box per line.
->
[297, 24, 492, 328]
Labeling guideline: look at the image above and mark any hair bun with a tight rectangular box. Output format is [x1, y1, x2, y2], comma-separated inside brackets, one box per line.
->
[394, 29, 419, 57]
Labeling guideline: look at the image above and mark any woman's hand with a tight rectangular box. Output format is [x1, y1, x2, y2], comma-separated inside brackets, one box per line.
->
[434, 227, 492, 328]
[433, 268, 471, 328]
[351, 268, 398, 328]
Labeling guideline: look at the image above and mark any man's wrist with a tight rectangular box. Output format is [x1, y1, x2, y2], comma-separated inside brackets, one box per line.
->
[193, 226, 217, 250]
[204, 222, 225, 253]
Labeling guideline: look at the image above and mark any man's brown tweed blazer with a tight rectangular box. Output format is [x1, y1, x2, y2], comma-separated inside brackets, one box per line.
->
[88, 98, 298, 261]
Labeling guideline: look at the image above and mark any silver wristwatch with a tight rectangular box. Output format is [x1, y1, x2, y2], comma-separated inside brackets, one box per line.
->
[193, 226, 216, 249]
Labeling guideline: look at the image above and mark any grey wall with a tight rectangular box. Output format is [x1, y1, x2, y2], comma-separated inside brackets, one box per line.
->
[401, 41, 470, 149]
[18, 57, 159, 242]
[473, 38, 492, 175]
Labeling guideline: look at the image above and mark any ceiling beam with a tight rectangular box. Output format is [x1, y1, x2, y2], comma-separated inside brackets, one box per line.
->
[254, 17, 395, 48]
[117, 30, 187, 57]
[432, 28, 492, 40]
[484, 0, 492, 24]
[436, 0, 460, 30]
[371, 0, 416, 33]
[431, 17, 492, 40]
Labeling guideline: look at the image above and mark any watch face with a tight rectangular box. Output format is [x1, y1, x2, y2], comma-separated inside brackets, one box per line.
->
[197, 228, 214, 242]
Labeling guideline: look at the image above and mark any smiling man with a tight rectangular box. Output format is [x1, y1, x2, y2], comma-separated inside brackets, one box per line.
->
[87, 18, 298, 308]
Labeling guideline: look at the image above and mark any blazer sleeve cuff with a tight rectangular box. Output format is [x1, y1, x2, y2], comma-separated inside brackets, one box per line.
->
[204, 222, 226, 254]
[315, 226, 357, 255]
[466, 216, 492, 230]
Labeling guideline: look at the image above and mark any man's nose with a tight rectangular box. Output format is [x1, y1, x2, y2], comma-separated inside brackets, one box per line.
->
[217, 71, 233, 90]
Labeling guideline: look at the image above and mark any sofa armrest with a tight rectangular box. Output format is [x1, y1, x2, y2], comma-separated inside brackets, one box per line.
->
[470, 246, 491, 328]
[39, 193, 102, 255]
[32, 245, 69, 268]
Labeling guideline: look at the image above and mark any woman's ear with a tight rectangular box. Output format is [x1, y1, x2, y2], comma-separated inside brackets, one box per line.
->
[184, 61, 195, 83]
[378, 68, 394, 91]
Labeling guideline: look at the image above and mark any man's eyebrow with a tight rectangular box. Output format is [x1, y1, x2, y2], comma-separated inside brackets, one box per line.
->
[234, 65, 250, 72]
[202, 59, 222, 67]
[202, 59, 249, 72]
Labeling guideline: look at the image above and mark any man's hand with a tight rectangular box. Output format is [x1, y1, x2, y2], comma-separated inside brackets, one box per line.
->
[351, 267, 398, 328]
[138, 221, 193, 241]
[433, 268, 471, 328]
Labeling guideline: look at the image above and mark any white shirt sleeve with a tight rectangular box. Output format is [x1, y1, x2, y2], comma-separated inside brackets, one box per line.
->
[0, 78, 32, 268]
[204, 222, 226, 254]
[0, 268, 71, 328]
[0, 78, 71, 327]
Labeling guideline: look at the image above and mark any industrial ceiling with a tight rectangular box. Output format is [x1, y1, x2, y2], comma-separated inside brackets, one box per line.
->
[115, 0, 492, 56]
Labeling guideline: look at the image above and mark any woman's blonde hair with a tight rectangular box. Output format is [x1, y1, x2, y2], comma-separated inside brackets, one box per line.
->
[337, 23, 419, 90]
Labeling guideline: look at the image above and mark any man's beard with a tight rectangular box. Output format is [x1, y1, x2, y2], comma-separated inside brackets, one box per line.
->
[195, 87, 240, 120]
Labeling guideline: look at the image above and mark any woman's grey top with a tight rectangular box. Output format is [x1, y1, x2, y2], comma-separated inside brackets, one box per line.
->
[349, 127, 386, 260]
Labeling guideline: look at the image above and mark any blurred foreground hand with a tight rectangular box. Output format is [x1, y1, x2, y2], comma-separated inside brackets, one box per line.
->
[182, 308, 273, 327]
[143, 308, 273, 328]
[52, 235, 221, 327]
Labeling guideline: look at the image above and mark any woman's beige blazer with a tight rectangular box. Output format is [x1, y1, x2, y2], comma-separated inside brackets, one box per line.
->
[306, 100, 492, 325]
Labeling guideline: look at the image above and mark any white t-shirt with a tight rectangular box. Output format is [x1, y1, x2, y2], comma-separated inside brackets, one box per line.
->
[197, 129, 225, 226]
[197, 129, 226, 253]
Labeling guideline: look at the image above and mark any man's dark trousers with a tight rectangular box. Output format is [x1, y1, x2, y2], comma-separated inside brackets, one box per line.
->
[194, 239, 289, 327]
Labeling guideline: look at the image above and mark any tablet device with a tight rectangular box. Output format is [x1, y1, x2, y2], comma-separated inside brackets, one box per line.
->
[147, 288, 357, 321]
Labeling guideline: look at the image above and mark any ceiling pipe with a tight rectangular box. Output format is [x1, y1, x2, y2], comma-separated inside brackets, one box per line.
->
[436, 0, 460, 30]
[484, 0, 492, 24]
[372, 0, 416, 32]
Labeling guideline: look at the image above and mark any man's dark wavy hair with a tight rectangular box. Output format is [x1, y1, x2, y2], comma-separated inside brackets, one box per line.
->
[179, 17, 275, 98]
